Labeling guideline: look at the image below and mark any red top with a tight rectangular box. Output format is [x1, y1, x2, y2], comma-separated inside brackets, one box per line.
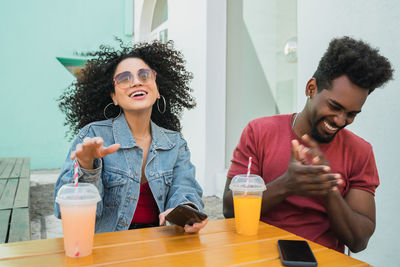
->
[227, 114, 379, 252]
[131, 182, 159, 224]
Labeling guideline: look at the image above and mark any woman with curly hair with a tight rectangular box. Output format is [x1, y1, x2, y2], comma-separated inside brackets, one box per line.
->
[54, 40, 207, 233]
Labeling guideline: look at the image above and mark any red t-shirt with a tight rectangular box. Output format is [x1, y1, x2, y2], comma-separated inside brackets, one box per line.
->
[227, 114, 379, 252]
[131, 182, 159, 224]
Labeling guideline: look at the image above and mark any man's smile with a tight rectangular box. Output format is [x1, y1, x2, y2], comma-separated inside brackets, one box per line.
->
[323, 120, 339, 134]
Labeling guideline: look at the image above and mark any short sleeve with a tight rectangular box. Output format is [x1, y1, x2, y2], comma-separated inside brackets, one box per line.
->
[349, 147, 379, 195]
[227, 122, 260, 179]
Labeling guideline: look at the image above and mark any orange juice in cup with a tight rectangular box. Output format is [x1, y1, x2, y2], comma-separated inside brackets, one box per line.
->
[233, 194, 262, 235]
[56, 183, 101, 257]
[230, 174, 266, 236]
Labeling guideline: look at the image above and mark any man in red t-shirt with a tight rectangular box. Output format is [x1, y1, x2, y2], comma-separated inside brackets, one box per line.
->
[223, 37, 393, 253]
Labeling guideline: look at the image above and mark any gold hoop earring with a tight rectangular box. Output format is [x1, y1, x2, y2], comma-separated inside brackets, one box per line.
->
[103, 102, 122, 120]
[157, 95, 166, 114]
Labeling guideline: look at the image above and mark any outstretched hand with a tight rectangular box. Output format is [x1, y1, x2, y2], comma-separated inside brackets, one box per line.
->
[71, 137, 120, 169]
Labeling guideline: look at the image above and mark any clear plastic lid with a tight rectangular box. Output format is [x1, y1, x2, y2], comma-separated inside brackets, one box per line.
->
[229, 174, 266, 192]
[56, 183, 101, 206]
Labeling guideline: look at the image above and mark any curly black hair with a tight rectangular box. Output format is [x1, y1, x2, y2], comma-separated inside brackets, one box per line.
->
[59, 39, 195, 138]
[313, 36, 393, 94]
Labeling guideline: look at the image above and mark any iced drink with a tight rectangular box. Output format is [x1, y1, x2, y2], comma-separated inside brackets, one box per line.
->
[233, 195, 262, 235]
[60, 204, 97, 257]
[230, 174, 266, 236]
[56, 183, 101, 258]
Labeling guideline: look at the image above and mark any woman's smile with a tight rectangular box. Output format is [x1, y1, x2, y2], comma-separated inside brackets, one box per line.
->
[129, 89, 148, 100]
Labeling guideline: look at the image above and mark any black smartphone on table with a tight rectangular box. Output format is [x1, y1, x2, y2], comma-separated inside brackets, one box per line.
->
[165, 204, 208, 227]
[277, 240, 318, 266]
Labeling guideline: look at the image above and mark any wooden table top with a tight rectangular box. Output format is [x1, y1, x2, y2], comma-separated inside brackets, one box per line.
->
[0, 218, 369, 266]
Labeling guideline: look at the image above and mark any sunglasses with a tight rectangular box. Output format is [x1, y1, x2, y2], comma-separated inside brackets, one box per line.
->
[113, 69, 157, 89]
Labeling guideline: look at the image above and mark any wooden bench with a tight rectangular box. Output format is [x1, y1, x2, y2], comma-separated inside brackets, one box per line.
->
[0, 158, 31, 243]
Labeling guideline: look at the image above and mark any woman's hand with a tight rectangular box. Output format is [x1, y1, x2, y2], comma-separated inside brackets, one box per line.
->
[158, 208, 174, 226]
[183, 218, 208, 233]
[71, 137, 120, 169]
[159, 207, 208, 233]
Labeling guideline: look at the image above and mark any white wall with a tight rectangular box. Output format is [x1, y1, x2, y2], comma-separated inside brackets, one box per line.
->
[134, 0, 156, 40]
[204, 0, 227, 196]
[225, 0, 281, 172]
[168, 0, 208, 193]
[225, 0, 297, 176]
[298, 1, 400, 266]
[134, 0, 227, 196]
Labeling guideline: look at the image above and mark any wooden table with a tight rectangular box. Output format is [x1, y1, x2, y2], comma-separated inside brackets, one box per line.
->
[0, 219, 369, 266]
[0, 158, 31, 243]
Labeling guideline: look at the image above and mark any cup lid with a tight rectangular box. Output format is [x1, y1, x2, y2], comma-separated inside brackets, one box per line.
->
[229, 174, 266, 192]
[56, 183, 101, 205]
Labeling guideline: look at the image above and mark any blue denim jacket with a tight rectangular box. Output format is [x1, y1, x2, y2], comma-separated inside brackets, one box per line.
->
[54, 113, 204, 233]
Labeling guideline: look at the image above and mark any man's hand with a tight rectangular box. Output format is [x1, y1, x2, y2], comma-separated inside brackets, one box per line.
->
[298, 134, 331, 166]
[283, 161, 341, 196]
[71, 137, 120, 169]
[159, 207, 208, 233]
[283, 137, 342, 196]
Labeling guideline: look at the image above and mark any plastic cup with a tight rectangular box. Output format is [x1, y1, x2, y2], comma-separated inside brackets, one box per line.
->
[56, 183, 101, 258]
[229, 174, 266, 236]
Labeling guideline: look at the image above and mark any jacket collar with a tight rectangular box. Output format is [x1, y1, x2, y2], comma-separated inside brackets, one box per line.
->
[112, 113, 175, 150]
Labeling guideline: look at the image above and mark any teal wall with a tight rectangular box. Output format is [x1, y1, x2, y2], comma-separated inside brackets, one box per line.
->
[0, 0, 132, 169]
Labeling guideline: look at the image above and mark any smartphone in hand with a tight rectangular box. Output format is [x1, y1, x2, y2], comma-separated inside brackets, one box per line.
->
[165, 204, 207, 227]
[277, 240, 318, 266]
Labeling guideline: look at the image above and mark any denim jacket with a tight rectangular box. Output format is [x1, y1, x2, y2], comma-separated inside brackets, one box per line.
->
[54, 113, 204, 233]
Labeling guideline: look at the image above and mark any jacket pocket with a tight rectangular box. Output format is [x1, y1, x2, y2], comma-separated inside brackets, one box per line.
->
[103, 171, 127, 206]
[162, 170, 173, 186]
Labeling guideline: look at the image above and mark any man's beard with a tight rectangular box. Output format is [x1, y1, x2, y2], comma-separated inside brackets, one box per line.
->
[310, 118, 344, 143]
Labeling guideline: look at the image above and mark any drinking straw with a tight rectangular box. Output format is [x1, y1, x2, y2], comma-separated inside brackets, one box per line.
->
[74, 246, 80, 257]
[244, 157, 252, 194]
[72, 162, 80, 257]
[74, 161, 79, 187]
[246, 157, 252, 178]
